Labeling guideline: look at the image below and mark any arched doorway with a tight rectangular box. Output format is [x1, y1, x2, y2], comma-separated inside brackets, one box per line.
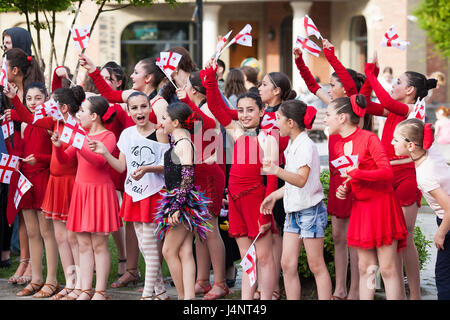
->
[121, 21, 198, 78]
[349, 15, 367, 73]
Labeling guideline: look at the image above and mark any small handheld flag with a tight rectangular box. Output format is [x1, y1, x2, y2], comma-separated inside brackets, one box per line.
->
[304, 15, 322, 40]
[296, 36, 322, 57]
[380, 25, 409, 51]
[408, 98, 426, 121]
[71, 25, 91, 51]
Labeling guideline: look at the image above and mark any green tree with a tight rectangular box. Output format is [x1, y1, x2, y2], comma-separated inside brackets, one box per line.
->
[414, 0, 450, 57]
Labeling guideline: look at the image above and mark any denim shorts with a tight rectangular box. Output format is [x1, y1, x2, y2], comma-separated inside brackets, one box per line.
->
[283, 201, 328, 239]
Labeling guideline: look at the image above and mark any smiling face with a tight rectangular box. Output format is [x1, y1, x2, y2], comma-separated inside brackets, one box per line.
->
[327, 76, 346, 100]
[258, 75, 279, 104]
[237, 97, 264, 129]
[130, 61, 150, 91]
[127, 94, 150, 127]
[25, 87, 46, 113]
[100, 68, 121, 91]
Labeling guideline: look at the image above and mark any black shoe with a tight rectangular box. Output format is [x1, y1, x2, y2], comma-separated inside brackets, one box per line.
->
[0, 259, 11, 268]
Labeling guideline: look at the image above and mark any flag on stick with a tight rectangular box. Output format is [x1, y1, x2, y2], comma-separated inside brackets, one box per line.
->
[0, 153, 20, 184]
[331, 155, 359, 175]
[60, 114, 87, 149]
[71, 25, 91, 51]
[14, 172, 32, 209]
[296, 36, 322, 57]
[215, 30, 233, 60]
[408, 98, 426, 121]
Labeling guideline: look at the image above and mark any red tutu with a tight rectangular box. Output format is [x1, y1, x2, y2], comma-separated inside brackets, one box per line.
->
[194, 163, 225, 216]
[347, 190, 408, 252]
[66, 181, 121, 233]
[120, 191, 163, 223]
[19, 170, 50, 210]
[42, 174, 75, 222]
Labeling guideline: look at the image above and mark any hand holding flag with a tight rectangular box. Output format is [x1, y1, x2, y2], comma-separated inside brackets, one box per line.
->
[0, 153, 20, 184]
[331, 155, 359, 176]
[380, 25, 409, 51]
[221, 24, 253, 54]
[60, 114, 87, 149]
[156, 51, 182, 90]
[215, 30, 233, 60]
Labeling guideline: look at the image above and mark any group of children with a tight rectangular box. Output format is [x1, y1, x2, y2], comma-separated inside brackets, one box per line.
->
[0, 32, 449, 301]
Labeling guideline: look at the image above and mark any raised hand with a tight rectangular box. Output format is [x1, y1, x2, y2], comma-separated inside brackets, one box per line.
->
[3, 82, 17, 99]
[322, 38, 334, 50]
[51, 131, 62, 147]
[293, 47, 303, 60]
[176, 88, 188, 101]
[78, 53, 96, 73]
[87, 139, 107, 155]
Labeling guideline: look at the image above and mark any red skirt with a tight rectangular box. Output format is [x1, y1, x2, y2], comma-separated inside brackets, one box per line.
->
[66, 181, 121, 233]
[19, 170, 50, 210]
[42, 174, 75, 222]
[392, 164, 422, 207]
[327, 174, 352, 219]
[347, 191, 408, 252]
[194, 163, 225, 216]
[120, 191, 163, 223]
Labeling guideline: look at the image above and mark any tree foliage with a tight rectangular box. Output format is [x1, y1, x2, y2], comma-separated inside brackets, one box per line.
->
[414, 0, 450, 57]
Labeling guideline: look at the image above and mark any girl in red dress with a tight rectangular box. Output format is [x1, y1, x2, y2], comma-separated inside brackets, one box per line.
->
[363, 51, 437, 299]
[324, 94, 408, 300]
[7, 85, 86, 300]
[294, 39, 369, 300]
[203, 58, 279, 300]
[51, 96, 121, 300]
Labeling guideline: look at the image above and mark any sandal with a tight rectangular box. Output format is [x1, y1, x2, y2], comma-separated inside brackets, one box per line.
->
[52, 287, 73, 300]
[202, 280, 231, 300]
[117, 259, 127, 278]
[61, 288, 82, 300]
[93, 290, 111, 300]
[272, 289, 282, 300]
[140, 296, 153, 300]
[110, 269, 140, 288]
[331, 295, 348, 300]
[77, 289, 93, 300]
[33, 283, 60, 298]
[16, 261, 32, 285]
[16, 282, 44, 297]
[8, 259, 29, 284]
[195, 279, 212, 295]
[153, 290, 170, 300]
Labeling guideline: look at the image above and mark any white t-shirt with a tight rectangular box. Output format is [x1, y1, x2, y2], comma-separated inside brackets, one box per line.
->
[416, 146, 450, 219]
[117, 126, 169, 202]
[283, 131, 324, 213]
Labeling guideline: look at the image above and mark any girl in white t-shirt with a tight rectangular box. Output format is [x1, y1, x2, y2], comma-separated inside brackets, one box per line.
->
[88, 92, 170, 300]
[392, 118, 450, 300]
[260, 99, 332, 300]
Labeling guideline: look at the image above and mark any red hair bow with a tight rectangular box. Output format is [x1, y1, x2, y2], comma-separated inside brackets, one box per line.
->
[423, 123, 434, 150]
[304, 106, 317, 129]
[350, 94, 366, 118]
[102, 107, 115, 123]
[182, 112, 200, 130]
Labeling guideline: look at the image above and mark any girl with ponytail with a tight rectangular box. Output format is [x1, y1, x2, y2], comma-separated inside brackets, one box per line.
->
[324, 94, 408, 300]
[364, 51, 438, 300]
[393, 118, 450, 300]
[260, 99, 332, 300]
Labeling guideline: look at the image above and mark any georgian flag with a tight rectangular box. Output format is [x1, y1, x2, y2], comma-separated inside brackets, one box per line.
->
[331, 155, 359, 175]
[60, 114, 87, 149]
[14, 172, 32, 209]
[0, 153, 19, 184]
[296, 36, 322, 57]
[221, 24, 253, 53]
[43, 99, 64, 121]
[380, 25, 410, 51]
[1, 58, 8, 91]
[304, 15, 322, 40]
[408, 98, 426, 121]
[260, 113, 278, 134]
[215, 30, 233, 60]
[71, 25, 91, 51]
[240, 243, 257, 287]
[156, 51, 182, 79]
[1, 118, 14, 139]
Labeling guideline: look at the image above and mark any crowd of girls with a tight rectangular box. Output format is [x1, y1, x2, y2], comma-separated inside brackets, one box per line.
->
[1, 29, 449, 301]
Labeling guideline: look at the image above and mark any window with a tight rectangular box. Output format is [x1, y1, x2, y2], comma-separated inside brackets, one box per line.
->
[121, 21, 198, 76]
[349, 16, 367, 73]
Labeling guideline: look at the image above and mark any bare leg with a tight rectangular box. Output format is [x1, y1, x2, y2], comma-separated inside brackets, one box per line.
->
[378, 241, 406, 300]
[91, 233, 111, 300]
[22, 210, 44, 286]
[36, 212, 58, 289]
[357, 248, 378, 300]
[303, 238, 332, 300]
[331, 216, 350, 299]
[179, 232, 196, 300]
[76, 232, 94, 300]
[281, 232, 303, 300]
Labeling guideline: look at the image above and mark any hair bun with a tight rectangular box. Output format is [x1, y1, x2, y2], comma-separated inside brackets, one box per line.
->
[71, 85, 86, 106]
[426, 78, 438, 90]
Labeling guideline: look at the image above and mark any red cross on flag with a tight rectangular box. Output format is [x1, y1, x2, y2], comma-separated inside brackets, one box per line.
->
[44, 99, 64, 121]
[71, 25, 91, 51]
[240, 243, 257, 287]
[215, 30, 233, 60]
[1, 58, 8, 91]
[1, 118, 14, 140]
[304, 15, 322, 40]
[380, 25, 409, 51]
[60, 114, 87, 149]
[296, 36, 322, 57]
[14, 172, 32, 209]
[408, 98, 426, 122]
[0, 153, 19, 184]
[260, 112, 278, 134]
[156, 51, 182, 78]
[331, 155, 359, 175]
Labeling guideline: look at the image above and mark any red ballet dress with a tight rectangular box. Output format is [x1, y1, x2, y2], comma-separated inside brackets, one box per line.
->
[10, 96, 77, 221]
[55, 130, 121, 233]
[334, 127, 408, 251]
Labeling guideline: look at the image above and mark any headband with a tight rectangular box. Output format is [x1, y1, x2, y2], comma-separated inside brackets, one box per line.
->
[350, 94, 365, 118]
[303, 106, 317, 129]
[422, 123, 433, 150]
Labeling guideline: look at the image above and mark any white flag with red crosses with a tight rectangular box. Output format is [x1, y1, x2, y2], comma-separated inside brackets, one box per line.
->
[60, 114, 87, 149]
[380, 25, 410, 51]
[221, 24, 253, 54]
[0, 153, 19, 184]
[215, 30, 233, 60]
[156, 51, 182, 79]
[408, 98, 426, 121]
[304, 15, 322, 40]
[331, 155, 359, 175]
[14, 172, 32, 209]
[44, 99, 63, 122]
[296, 36, 322, 57]
[71, 25, 91, 51]
[260, 113, 278, 134]
[240, 243, 257, 287]
[1, 118, 14, 140]
[1, 58, 8, 91]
